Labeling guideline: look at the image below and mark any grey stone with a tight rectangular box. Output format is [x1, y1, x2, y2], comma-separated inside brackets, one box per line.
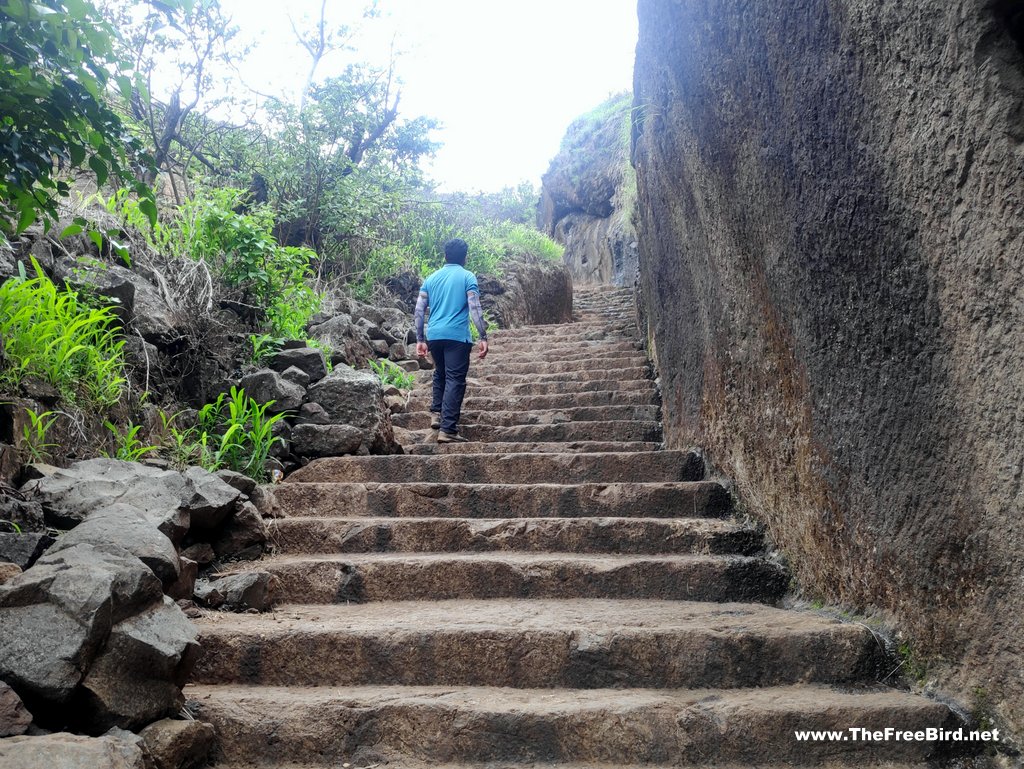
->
[26, 459, 190, 541]
[0, 494, 45, 533]
[214, 469, 257, 498]
[48, 504, 180, 586]
[238, 369, 304, 414]
[179, 543, 215, 566]
[296, 401, 331, 425]
[182, 466, 242, 530]
[139, 718, 216, 769]
[385, 394, 406, 414]
[396, 360, 420, 373]
[0, 532, 54, 569]
[308, 313, 375, 368]
[213, 502, 268, 560]
[166, 557, 198, 602]
[306, 365, 397, 454]
[247, 485, 275, 518]
[388, 341, 408, 361]
[0, 730, 148, 768]
[268, 347, 328, 382]
[192, 580, 224, 609]
[207, 571, 280, 612]
[291, 423, 363, 458]
[79, 596, 200, 730]
[280, 365, 311, 388]
[0, 543, 163, 706]
[0, 680, 31, 736]
[370, 338, 391, 357]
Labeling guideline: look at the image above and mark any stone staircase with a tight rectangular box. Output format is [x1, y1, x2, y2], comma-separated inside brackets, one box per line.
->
[186, 286, 963, 768]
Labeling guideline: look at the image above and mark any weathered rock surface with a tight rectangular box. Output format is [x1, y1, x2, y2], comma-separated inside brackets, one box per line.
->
[200, 571, 279, 612]
[306, 365, 397, 454]
[0, 561, 21, 585]
[632, 0, 1024, 738]
[267, 347, 328, 383]
[79, 596, 200, 730]
[182, 466, 242, 530]
[290, 423, 363, 458]
[0, 492, 45, 532]
[238, 369, 304, 414]
[212, 502, 268, 560]
[0, 679, 31, 736]
[0, 730, 148, 768]
[308, 314, 374, 368]
[0, 531, 53, 570]
[0, 543, 162, 709]
[139, 718, 216, 769]
[478, 256, 573, 329]
[539, 92, 638, 286]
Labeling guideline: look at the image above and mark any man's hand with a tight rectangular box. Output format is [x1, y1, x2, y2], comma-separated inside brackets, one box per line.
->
[416, 341, 428, 358]
[478, 340, 488, 360]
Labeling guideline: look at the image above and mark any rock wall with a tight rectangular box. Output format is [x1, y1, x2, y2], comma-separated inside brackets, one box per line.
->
[633, 0, 1024, 739]
[539, 93, 638, 286]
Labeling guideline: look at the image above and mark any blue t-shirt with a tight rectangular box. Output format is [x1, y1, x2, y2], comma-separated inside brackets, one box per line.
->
[421, 264, 479, 343]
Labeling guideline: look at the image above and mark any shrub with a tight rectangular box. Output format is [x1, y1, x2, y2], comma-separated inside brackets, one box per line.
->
[467, 221, 564, 276]
[0, 259, 126, 406]
[369, 358, 416, 390]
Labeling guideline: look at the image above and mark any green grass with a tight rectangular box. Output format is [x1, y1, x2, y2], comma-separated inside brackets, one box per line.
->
[467, 221, 564, 276]
[369, 358, 416, 390]
[0, 258, 126, 406]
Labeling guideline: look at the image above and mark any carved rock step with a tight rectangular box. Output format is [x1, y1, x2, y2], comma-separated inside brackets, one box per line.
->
[491, 324, 635, 341]
[271, 481, 731, 520]
[407, 389, 659, 412]
[268, 516, 762, 555]
[393, 405, 661, 430]
[287, 450, 698, 485]
[216, 552, 789, 604]
[403, 441, 662, 455]
[475, 340, 641, 357]
[474, 366, 650, 384]
[472, 355, 649, 375]
[450, 378, 655, 397]
[191, 599, 881, 688]
[187, 683, 955, 766]
[460, 420, 661, 443]
[213, 764, 935, 769]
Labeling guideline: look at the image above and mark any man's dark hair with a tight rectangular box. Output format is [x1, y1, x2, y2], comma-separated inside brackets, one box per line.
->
[444, 238, 468, 265]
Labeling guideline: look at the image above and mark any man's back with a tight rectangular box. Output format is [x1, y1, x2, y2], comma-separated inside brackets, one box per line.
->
[421, 263, 478, 343]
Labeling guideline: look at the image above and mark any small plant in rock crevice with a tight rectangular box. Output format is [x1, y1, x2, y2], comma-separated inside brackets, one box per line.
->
[369, 358, 415, 390]
[102, 420, 159, 462]
[20, 407, 59, 463]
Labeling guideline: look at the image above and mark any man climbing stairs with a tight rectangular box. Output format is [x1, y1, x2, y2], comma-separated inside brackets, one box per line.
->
[186, 286, 964, 768]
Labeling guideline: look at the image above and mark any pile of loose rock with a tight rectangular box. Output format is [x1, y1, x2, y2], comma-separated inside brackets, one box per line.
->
[0, 458, 286, 768]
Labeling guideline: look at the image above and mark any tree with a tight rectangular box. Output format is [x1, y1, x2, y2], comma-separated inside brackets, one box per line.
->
[0, 0, 155, 233]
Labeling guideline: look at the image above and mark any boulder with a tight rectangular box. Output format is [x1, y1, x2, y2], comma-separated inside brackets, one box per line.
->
[182, 466, 241, 530]
[0, 493, 45, 533]
[0, 679, 31, 736]
[0, 730, 148, 769]
[165, 558, 198, 602]
[205, 571, 279, 612]
[267, 347, 328, 383]
[387, 341, 408, 362]
[280, 365, 311, 388]
[213, 469, 256, 498]
[308, 313, 374, 368]
[78, 596, 200, 731]
[296, 401, 331, 425]
[238, 369, 304, 414]
[385, 394, 406, 414]
[247, 485, 276, 518]
[0, 561, 22, 585]
[0, 543, 163, 708]
[212, 502, 268, 560]
[179, 543, 215, 567]
[0, 532, 54, 569]
[192, 580, 224, 609]
[48, 504, 180, 586]
[396, 360, 420, 373]
[291, 423, 362, 458]
[370, 339, 391, 357]
[306, 365, 397, 454]
[139, 718, 216, 769]
[26, 459, 191, 541]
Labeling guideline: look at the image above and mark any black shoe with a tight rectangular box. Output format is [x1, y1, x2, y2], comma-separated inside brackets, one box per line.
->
[429, 411, 441, 429]
[437, 431, 468, 443]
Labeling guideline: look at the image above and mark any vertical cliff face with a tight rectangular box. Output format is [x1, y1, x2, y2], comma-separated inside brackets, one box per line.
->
[539, 93, 638, 286]
[633, 0, 1024, 737]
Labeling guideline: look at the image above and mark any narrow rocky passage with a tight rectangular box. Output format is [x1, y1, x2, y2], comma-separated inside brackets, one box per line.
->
[185, 286, 962, 768]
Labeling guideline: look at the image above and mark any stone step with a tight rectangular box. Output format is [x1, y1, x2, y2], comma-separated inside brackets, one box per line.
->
[451, 378, 656, 397]
[480, 340, 641, 357]
[475, 355, 648, 375]
[213, 764, 934, 769]
[393, 404, 661, 430]
[474, 366, 650, 384]
[461, 420, 662, 443]
[407, 389, 659, 412]
[215, 552, 788, 603]
[191, 599, 881, 688]
[270, 481, 731, 520]
[492, 324, 635, 341]
[269, 516, 761, 556]
[403, 441, 662, 455]
[187, 683, 955, 766]
[286, 450, 699, 484]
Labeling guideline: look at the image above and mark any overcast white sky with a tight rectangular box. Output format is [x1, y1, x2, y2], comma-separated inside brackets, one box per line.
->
[218, 0, 638, 192]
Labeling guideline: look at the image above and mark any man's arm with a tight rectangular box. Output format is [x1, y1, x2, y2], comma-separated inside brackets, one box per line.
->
[414, 290, 428, 357]
[467, 289, 488, 359]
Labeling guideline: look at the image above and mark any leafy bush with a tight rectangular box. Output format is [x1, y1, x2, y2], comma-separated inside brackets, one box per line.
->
[0, 259, 126, 406]
[369, 358, 416, 390]
[175, 188, 322, 338]
[169, 387, 286, 481]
